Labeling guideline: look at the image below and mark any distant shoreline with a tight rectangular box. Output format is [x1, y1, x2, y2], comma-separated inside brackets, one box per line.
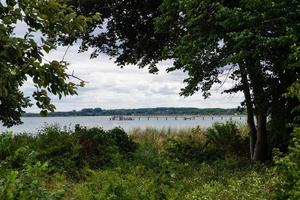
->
[24, 107, 244, 117]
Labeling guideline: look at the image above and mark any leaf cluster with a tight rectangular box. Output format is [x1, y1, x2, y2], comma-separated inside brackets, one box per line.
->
[0, 0, 100, 127]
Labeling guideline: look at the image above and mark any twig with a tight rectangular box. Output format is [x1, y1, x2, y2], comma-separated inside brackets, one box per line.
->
[42, 57, 51, 63]
[62, 45, 70, 62]
[213, 65, 235, 92]
[67, 70, 88, 84]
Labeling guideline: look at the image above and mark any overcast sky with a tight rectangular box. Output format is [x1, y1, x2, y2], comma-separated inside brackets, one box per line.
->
[14, 22, 244, 112]
[21, 45, 244, 112]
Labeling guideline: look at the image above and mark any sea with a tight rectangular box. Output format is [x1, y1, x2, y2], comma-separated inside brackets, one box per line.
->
[0, 115, 247, 133]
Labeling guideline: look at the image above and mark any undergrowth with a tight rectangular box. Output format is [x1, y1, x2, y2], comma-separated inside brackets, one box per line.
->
[0, 122, 297, 199]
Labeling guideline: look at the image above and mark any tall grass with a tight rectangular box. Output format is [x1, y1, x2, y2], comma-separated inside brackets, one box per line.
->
[0, 122, 290, 200]
[129, 127, 204, 151]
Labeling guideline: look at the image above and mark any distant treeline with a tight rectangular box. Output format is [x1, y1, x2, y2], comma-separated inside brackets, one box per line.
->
[24, 107, 243, 117]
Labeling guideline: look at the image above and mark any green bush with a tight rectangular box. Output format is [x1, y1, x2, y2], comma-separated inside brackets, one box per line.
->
[0, 124, 281, 199]
[0, 126, 137, 177]
[205, 121, 249, 159]
[72, 170, 154, 200]
[275, 127, 300, 199]
[185, 168, 278, 200]
[0, 133, 33, 170]
[69, 159, 278, 200]
[0, 146, 65, 200]
[71, 163, 184, 200]
[165, 122, 248, 162]
[34, 126, 81, 176]
[74, 126, 137, 169]
[0, 133, 14, 164]
[164, 135, 209, 162]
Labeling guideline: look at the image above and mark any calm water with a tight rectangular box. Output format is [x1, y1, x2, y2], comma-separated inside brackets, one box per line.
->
[0, 115, 246, 133]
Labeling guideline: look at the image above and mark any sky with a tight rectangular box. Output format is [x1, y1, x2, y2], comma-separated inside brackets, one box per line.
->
[22, 45, 244, 112]
[13, 20, 244, 113]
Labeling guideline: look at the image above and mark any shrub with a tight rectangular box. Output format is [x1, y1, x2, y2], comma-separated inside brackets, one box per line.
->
[0, 125, 280, 199]
[275, 127, 300, 199]
[205, 121, 249, 159]
[107, 128, 137, 154]
[163, 126, 207, 161]
[0, 133, 14, 163]
[0, 149, 65, 200]
[164, 122, 248, 162]
[34, 126, 81, 176]
[0, 133, 33, 170]
[71, 170, 153, 200]
[71, 166, 183, 200]
[0, 126, 137, 177]
[74, 126, 137, 169]
[185, 169, 278, 200]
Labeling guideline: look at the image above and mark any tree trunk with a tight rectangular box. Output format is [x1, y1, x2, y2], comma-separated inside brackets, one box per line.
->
[244, 60, 269, 162]
[240, 66, 257, 159]
[269, 76, 296, 154]
[253, 111, 268, 161]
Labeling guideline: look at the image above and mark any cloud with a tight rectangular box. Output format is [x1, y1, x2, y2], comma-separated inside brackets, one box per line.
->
[22, 45, 244, 112]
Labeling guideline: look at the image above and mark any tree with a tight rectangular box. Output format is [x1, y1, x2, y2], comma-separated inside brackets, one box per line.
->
[274, 78, 300, 199]
[0, 0, 99, 127]
[73, 0, 299, 161]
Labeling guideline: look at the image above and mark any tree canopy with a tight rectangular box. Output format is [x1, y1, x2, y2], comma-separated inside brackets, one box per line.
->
[73, 0, 300, 161]
[0, 0, 99, 127]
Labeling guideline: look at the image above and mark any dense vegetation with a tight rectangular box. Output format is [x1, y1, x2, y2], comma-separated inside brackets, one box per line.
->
[72, 0, 300, 161]
[1, 0, 299, 163]
[0, 0, 299, 198]
[24, 107, 242, 117]
[1, 122, 300, 199]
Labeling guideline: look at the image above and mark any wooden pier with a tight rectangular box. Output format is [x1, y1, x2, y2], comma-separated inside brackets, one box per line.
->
[109, 115, 245, 121]
[109, 116, 134, 121]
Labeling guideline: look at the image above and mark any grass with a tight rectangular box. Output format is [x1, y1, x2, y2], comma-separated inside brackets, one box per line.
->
[0, 122, 294, 200]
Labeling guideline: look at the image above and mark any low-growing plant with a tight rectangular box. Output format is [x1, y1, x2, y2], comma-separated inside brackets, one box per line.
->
[74, 126, 137, 169]
[1, 125, 137, 178]
[185, 168, 278, 200]
[274, 127, 300, 199]
[205, 121, 249, 159]
[0, 152, 65, 200]
[0, 132, 14, 162]
[164, 122, 248, 162]
[71, 170, 154, 200]
[34, 126, 81, 176]
[0, 123, 281, 199]
[164, 135, 208, 162]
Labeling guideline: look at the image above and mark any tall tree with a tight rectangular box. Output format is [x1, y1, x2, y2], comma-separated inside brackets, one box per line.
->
[72, 0, 299, 161]
[0, 0, 99, 127]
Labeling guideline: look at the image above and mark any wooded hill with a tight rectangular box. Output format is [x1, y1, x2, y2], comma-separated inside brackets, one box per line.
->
[24, 107, 242, 117]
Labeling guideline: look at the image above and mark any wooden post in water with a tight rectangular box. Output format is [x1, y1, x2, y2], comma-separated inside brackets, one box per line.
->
[203, 116, 205, 120]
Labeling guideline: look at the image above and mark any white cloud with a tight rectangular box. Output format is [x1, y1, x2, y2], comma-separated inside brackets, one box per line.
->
[22, 45, 245, 112]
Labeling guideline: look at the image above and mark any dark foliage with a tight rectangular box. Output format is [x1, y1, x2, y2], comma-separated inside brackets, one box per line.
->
[0, 0, 98, 127]
[165, 122, 249, 162]
[0, 126, 137, 177]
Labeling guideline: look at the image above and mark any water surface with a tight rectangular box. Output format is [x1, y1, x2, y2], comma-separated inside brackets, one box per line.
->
[0, 115, 246, 133]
